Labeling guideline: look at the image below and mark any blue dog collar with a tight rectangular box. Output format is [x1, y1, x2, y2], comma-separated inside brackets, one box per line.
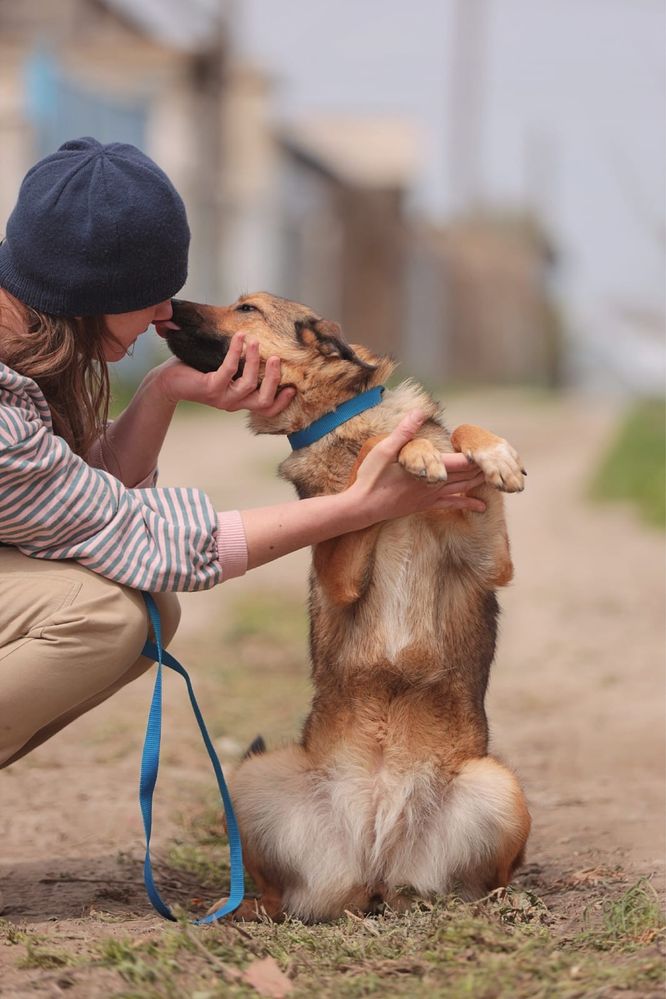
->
[288, 386, 385, 450]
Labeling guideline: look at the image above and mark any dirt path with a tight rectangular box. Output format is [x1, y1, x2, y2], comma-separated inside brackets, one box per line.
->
[1, 390, 664, 995]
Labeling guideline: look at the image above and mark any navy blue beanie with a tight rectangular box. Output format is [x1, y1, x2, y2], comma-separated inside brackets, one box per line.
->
[0, 137, 190, 316]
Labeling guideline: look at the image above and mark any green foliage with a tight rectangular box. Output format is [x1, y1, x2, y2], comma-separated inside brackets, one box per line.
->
[99, 936, 182, 989]
[0, 917, 28, 945]
[17, 937, 74, 970]
[577, 879, 665, 951]
[590, 398, 666, 528]
[92, 885, 664, 999]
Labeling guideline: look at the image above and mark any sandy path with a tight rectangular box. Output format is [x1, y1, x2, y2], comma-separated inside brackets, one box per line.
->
[0, 390, 663, 965]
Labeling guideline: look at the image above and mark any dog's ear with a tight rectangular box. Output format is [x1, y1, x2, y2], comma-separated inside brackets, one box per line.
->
[295, 317, 376, 371]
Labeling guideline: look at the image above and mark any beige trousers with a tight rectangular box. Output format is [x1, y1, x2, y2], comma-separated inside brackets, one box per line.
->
[0, 547, 180, 768]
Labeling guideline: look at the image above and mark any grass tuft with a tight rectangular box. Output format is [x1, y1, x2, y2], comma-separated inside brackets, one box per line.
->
[577, 879, 666, 951]
[17, 937, 74, 970]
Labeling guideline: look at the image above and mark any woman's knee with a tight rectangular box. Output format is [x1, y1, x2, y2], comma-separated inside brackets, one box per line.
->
[82, 587, 181, 665]
[33, 581, 180, 685]
[43, 582, 150, 672]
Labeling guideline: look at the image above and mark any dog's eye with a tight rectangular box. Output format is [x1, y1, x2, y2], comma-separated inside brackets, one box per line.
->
[235, 303, 258, 313]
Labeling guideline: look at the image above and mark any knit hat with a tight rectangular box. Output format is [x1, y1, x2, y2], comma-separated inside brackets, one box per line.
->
[0, 137, 190, 316]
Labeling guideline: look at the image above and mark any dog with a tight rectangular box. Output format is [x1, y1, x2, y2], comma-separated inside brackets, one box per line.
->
[163, 292, 531, 922]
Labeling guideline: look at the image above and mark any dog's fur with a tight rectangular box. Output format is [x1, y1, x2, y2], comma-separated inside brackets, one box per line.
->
[165, 292, 531, 922]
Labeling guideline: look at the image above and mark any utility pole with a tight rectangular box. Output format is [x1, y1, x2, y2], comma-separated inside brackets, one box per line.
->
[447, 0, 489, 216]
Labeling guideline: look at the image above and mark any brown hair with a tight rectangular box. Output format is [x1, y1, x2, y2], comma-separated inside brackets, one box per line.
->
[0, 292, 111, 457]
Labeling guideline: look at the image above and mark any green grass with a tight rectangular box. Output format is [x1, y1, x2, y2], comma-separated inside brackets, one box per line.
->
[90, 885, 665, 999]
[590, 398, 666, 528]
[577, 879, 665, 952]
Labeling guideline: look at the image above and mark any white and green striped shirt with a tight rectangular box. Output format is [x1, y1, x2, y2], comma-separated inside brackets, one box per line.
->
[0, 362, 247, 591]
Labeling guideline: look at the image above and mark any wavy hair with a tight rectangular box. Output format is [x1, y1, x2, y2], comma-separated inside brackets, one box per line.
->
[0, 293, 111, 457]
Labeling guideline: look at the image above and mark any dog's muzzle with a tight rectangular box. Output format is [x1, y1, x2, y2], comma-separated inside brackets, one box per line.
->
[161, 300, 242, 376]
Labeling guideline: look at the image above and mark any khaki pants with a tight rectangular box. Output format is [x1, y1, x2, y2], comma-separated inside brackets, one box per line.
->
[0, 547, 180, 768]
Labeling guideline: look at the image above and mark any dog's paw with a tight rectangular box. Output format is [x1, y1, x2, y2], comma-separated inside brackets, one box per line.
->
[399, 439, 448, 483]
[467, 439, 525, 493]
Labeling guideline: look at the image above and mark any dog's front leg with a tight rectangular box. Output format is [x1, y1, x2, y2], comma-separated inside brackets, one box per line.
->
[313, 435, 389, 607]
[450, 424, 525, 493]
[314, 525, 382, 607]
[450, 423, 524, 587]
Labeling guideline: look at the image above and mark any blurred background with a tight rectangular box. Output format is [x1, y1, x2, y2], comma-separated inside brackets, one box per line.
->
[1, 4, 664, 974]
[0, 0, 664, 397]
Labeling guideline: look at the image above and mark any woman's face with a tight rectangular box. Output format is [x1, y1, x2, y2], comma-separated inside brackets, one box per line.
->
[102, 300, 173, 361]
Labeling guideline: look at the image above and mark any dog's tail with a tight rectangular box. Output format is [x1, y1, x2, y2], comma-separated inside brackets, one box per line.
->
[242, 735, 267, 760]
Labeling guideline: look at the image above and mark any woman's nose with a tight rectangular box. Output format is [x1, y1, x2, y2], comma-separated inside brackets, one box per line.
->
[153, 300, 173, 322]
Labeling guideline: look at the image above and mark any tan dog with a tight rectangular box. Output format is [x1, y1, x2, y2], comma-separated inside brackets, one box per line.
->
[164, 292, 531, 922]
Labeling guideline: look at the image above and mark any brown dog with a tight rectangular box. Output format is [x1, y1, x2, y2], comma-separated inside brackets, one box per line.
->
[164, 292, 531, 922]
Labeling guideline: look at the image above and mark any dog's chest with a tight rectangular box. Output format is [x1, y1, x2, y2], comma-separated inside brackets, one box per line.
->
[370, 518, 446, 661]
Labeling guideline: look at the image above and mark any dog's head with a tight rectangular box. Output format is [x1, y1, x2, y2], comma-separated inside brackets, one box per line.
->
[161, 292, 395, 434]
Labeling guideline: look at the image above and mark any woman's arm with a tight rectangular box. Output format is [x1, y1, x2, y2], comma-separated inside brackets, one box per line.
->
[93, 335, 294, 487]
[0, 395, 483, 592]
[238, 412, 486, 570]
[89, 368, 177, 487]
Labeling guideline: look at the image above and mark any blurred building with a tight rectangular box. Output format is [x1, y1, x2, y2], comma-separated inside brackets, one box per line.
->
[277, 116, 560, 384]
[278, 117, 419, 360]
[406, 213, 561, 387]
[0, 0, 229, 309]
[0, 0, 564, 388]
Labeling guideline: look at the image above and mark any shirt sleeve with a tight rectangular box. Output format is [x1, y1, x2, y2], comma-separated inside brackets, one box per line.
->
[0, 409, 248, 592]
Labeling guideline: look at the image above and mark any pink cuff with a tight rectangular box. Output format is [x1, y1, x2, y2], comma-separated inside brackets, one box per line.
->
[216, 510, 248, 580]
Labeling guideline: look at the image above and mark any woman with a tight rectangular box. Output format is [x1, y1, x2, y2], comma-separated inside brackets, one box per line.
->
[0, 137, 485, 775]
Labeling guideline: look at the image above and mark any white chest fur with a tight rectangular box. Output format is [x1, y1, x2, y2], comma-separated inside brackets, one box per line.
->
[370, 517, 444, 662]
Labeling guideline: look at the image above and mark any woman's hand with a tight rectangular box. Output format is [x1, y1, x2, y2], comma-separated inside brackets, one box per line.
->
[155, 333, 296, 417]
[349, 410, 487, 526]
[239, 410, 486, 570]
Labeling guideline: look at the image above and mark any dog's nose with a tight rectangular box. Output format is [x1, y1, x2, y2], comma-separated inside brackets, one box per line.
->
[170, 298, 191, 327]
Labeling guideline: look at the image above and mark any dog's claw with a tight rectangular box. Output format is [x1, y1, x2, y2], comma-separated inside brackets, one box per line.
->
[399, 439, 448, 484]
[468, 441, 525, 494]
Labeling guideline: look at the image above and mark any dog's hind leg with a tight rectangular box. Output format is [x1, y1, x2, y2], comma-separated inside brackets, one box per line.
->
[387, 756, 531, 902]
[206, 845, 287, 922]
[222, 746, 366, 922]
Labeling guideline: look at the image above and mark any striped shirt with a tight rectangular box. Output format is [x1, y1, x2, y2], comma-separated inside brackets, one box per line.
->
[0, 362, 248, 591]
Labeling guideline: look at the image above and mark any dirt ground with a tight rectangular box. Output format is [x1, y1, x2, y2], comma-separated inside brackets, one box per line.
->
[0, 389, 664, 996]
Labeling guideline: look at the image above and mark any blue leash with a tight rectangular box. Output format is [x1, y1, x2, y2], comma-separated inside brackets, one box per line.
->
[139, 592, 244, 922]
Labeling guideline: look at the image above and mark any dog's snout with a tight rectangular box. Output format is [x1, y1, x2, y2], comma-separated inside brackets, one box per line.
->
[170, 298, 200, 328]
[160, 298, 244, 374]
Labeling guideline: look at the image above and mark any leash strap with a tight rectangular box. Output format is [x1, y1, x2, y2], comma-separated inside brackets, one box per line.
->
[139, 592, 244, 923]
[288, 385, 384, 450]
